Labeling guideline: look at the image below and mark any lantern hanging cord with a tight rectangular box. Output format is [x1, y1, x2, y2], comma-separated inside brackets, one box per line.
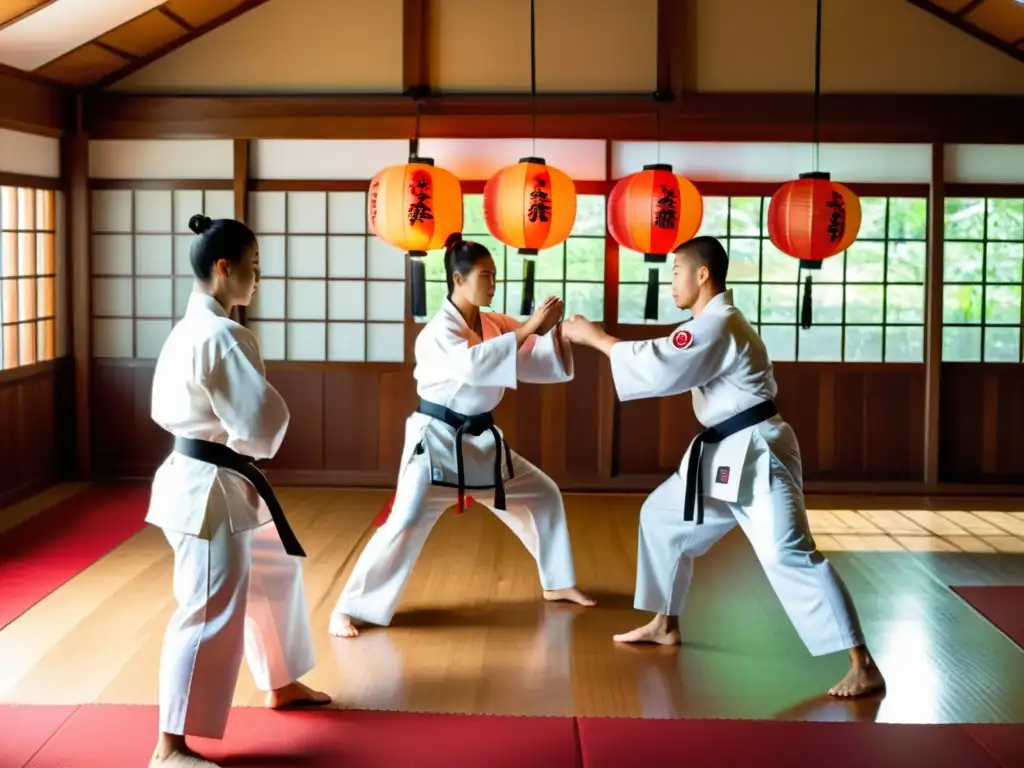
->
[530, 0, 537, 156]
[812, 0, 822, 173]
[412, 101, 422, 157]
[656, 100, 662, 163]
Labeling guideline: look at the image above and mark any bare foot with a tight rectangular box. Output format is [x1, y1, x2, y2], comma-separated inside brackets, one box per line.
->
[329, 612, 361, 638]
[151, 735, 220, 767]
[265, 680, 332, 710]
[543, 587, 596, 607]
[828, 662, 886, 698]
[612, 614, 681, 646]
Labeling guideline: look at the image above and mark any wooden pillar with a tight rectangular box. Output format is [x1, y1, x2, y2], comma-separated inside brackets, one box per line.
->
[402, 0, 430, 97]
[657, 0, 695, 99]
[598, 142, 617, 481]
[233, 138, 249, 326]
[62, 94, 91, 478]
[923, 142, 945, 488]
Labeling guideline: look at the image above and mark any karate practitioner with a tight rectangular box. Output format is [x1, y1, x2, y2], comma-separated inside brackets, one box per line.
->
[561, 236, 885, 698]
[329, 233, 594, 638]
[147, 214, 330, 767]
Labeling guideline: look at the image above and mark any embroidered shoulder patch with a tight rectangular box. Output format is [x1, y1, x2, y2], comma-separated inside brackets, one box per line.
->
[715, 466, 730, 484]
[671, 329, 693, 350]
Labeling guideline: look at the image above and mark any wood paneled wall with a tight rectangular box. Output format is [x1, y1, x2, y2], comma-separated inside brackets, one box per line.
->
[89, 352, 961, 491]
[0, 359, 74, 508]
[940, 364, 1024, 483]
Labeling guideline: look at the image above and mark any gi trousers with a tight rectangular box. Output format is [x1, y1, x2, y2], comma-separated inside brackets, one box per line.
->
[635, 439, 865, 657]
[157, 506, 316, 739]
[333, 451, 578, 627]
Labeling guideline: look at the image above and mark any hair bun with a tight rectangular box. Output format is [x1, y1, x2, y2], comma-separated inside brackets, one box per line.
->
[188, 214, 213, 235]
[444, 232, 463, 251]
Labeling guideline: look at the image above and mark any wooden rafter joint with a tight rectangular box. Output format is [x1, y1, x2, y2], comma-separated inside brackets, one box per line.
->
[404, 84, 432, 101]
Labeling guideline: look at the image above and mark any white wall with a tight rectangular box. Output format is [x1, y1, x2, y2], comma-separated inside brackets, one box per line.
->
[0, 128, 60, 178]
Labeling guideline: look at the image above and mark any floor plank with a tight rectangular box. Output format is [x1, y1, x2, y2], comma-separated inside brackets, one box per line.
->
[0, 488, 1021, 725]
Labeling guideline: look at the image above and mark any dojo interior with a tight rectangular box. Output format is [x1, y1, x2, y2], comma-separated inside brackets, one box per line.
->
[1, 0, 1023, 765]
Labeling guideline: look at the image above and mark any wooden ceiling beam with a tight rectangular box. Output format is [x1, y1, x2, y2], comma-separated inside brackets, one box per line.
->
[904, 0, 1024, 63]
[157, 5, 194, 32]
[83, 91, 1024, 144]
[0, 61, 72, 135]
[0, 0, 56, 32]
[89, 0, 276, 92]
[92, 40, 138, 63]
[954, 0, 988, 17]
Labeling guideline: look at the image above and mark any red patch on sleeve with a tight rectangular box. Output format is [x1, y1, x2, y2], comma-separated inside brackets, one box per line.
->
[671, 329, 693, 350]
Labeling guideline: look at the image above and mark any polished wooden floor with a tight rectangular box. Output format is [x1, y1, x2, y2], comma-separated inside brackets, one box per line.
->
[0, 487, 1022, 725]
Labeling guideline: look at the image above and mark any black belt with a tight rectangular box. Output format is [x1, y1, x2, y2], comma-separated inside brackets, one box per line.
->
[173, 436, 306, 558]
[683, 400, 779, 525]
[416, 397, 513, 514]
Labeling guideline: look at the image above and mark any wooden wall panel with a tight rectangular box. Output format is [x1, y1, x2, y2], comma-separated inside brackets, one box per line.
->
[614, 364, 927, 483]
[85, 358, 1018, 489]
[0, 359, 72, 508]
[940, 364, 1024, 483]
[91, 360, 169, 477]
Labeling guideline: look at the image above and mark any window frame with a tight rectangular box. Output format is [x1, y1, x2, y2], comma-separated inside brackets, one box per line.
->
[612, 181, 931, 363]
[939, 186, 1024, 364]
[246, 179, 408, 364]
[418, 179, 610, 324]
[88, 179, 236, 359]
[0, 171, 62, 377]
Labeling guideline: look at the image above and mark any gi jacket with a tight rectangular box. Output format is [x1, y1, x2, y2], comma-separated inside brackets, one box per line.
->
[610, 290, 793, 503]
[146, 292, 289, 537]
[402, 298, 574, 489]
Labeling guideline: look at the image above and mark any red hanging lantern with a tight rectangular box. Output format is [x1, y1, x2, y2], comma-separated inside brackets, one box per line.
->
[483, 157, 576, 315]
[369, 156, 463, 318]
[608, 163, 703, 321]
[767, 171, 861, 328]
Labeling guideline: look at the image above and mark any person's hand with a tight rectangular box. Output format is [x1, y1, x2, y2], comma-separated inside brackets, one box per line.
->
[530, 295, 563, 336]
[562, 315, 602, 346]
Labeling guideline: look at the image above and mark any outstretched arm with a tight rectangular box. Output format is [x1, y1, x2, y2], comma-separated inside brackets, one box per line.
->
[562, 315, 731, 401]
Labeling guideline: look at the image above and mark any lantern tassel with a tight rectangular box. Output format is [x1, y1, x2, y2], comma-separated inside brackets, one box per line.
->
[644, 266, 659, 321]
[410, 257, 427, 318]
[520, 257, 536, 315]
[801, 273, 813, 330]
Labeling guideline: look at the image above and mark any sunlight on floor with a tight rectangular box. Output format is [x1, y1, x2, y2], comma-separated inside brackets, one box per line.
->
[808, 510, 1024, 553]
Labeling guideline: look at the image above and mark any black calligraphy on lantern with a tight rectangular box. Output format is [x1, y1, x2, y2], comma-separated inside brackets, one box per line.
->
[653, 185, 678, 230]
[368, 182, 379, 225]
[825, 190, 846, 242]
[528, 175, 551, 224]
[407, 171, 433, 225]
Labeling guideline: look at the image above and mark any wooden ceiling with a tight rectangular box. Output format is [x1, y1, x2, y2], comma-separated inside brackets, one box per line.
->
[0, 0, 271, 88]
[906, 0, 1024, 61]
[0, 0, 1021, 91]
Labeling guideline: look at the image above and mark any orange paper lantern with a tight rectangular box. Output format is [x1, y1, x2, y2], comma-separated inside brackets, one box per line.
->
[483, 157, 576, 314]
[608, 163, 704, 320]
[369, 157, 463, 317]
[767, 171, 861, 328]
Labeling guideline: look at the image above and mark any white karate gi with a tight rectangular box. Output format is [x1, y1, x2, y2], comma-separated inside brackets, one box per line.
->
[147, 292, 316, 739]
[612, 290, 864, 657]
[333, 298, 578, 627]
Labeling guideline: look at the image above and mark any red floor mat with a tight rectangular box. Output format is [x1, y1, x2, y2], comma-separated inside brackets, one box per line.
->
[952, 586, 1024, 651]
[576, 718, 1013, 768]
[963, 724, 1024, 768]
[17, 704, 581, 768]
[0, 484, 150, 630]
[4, 704, 1022, 768]
[0, 705, 76, 768]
